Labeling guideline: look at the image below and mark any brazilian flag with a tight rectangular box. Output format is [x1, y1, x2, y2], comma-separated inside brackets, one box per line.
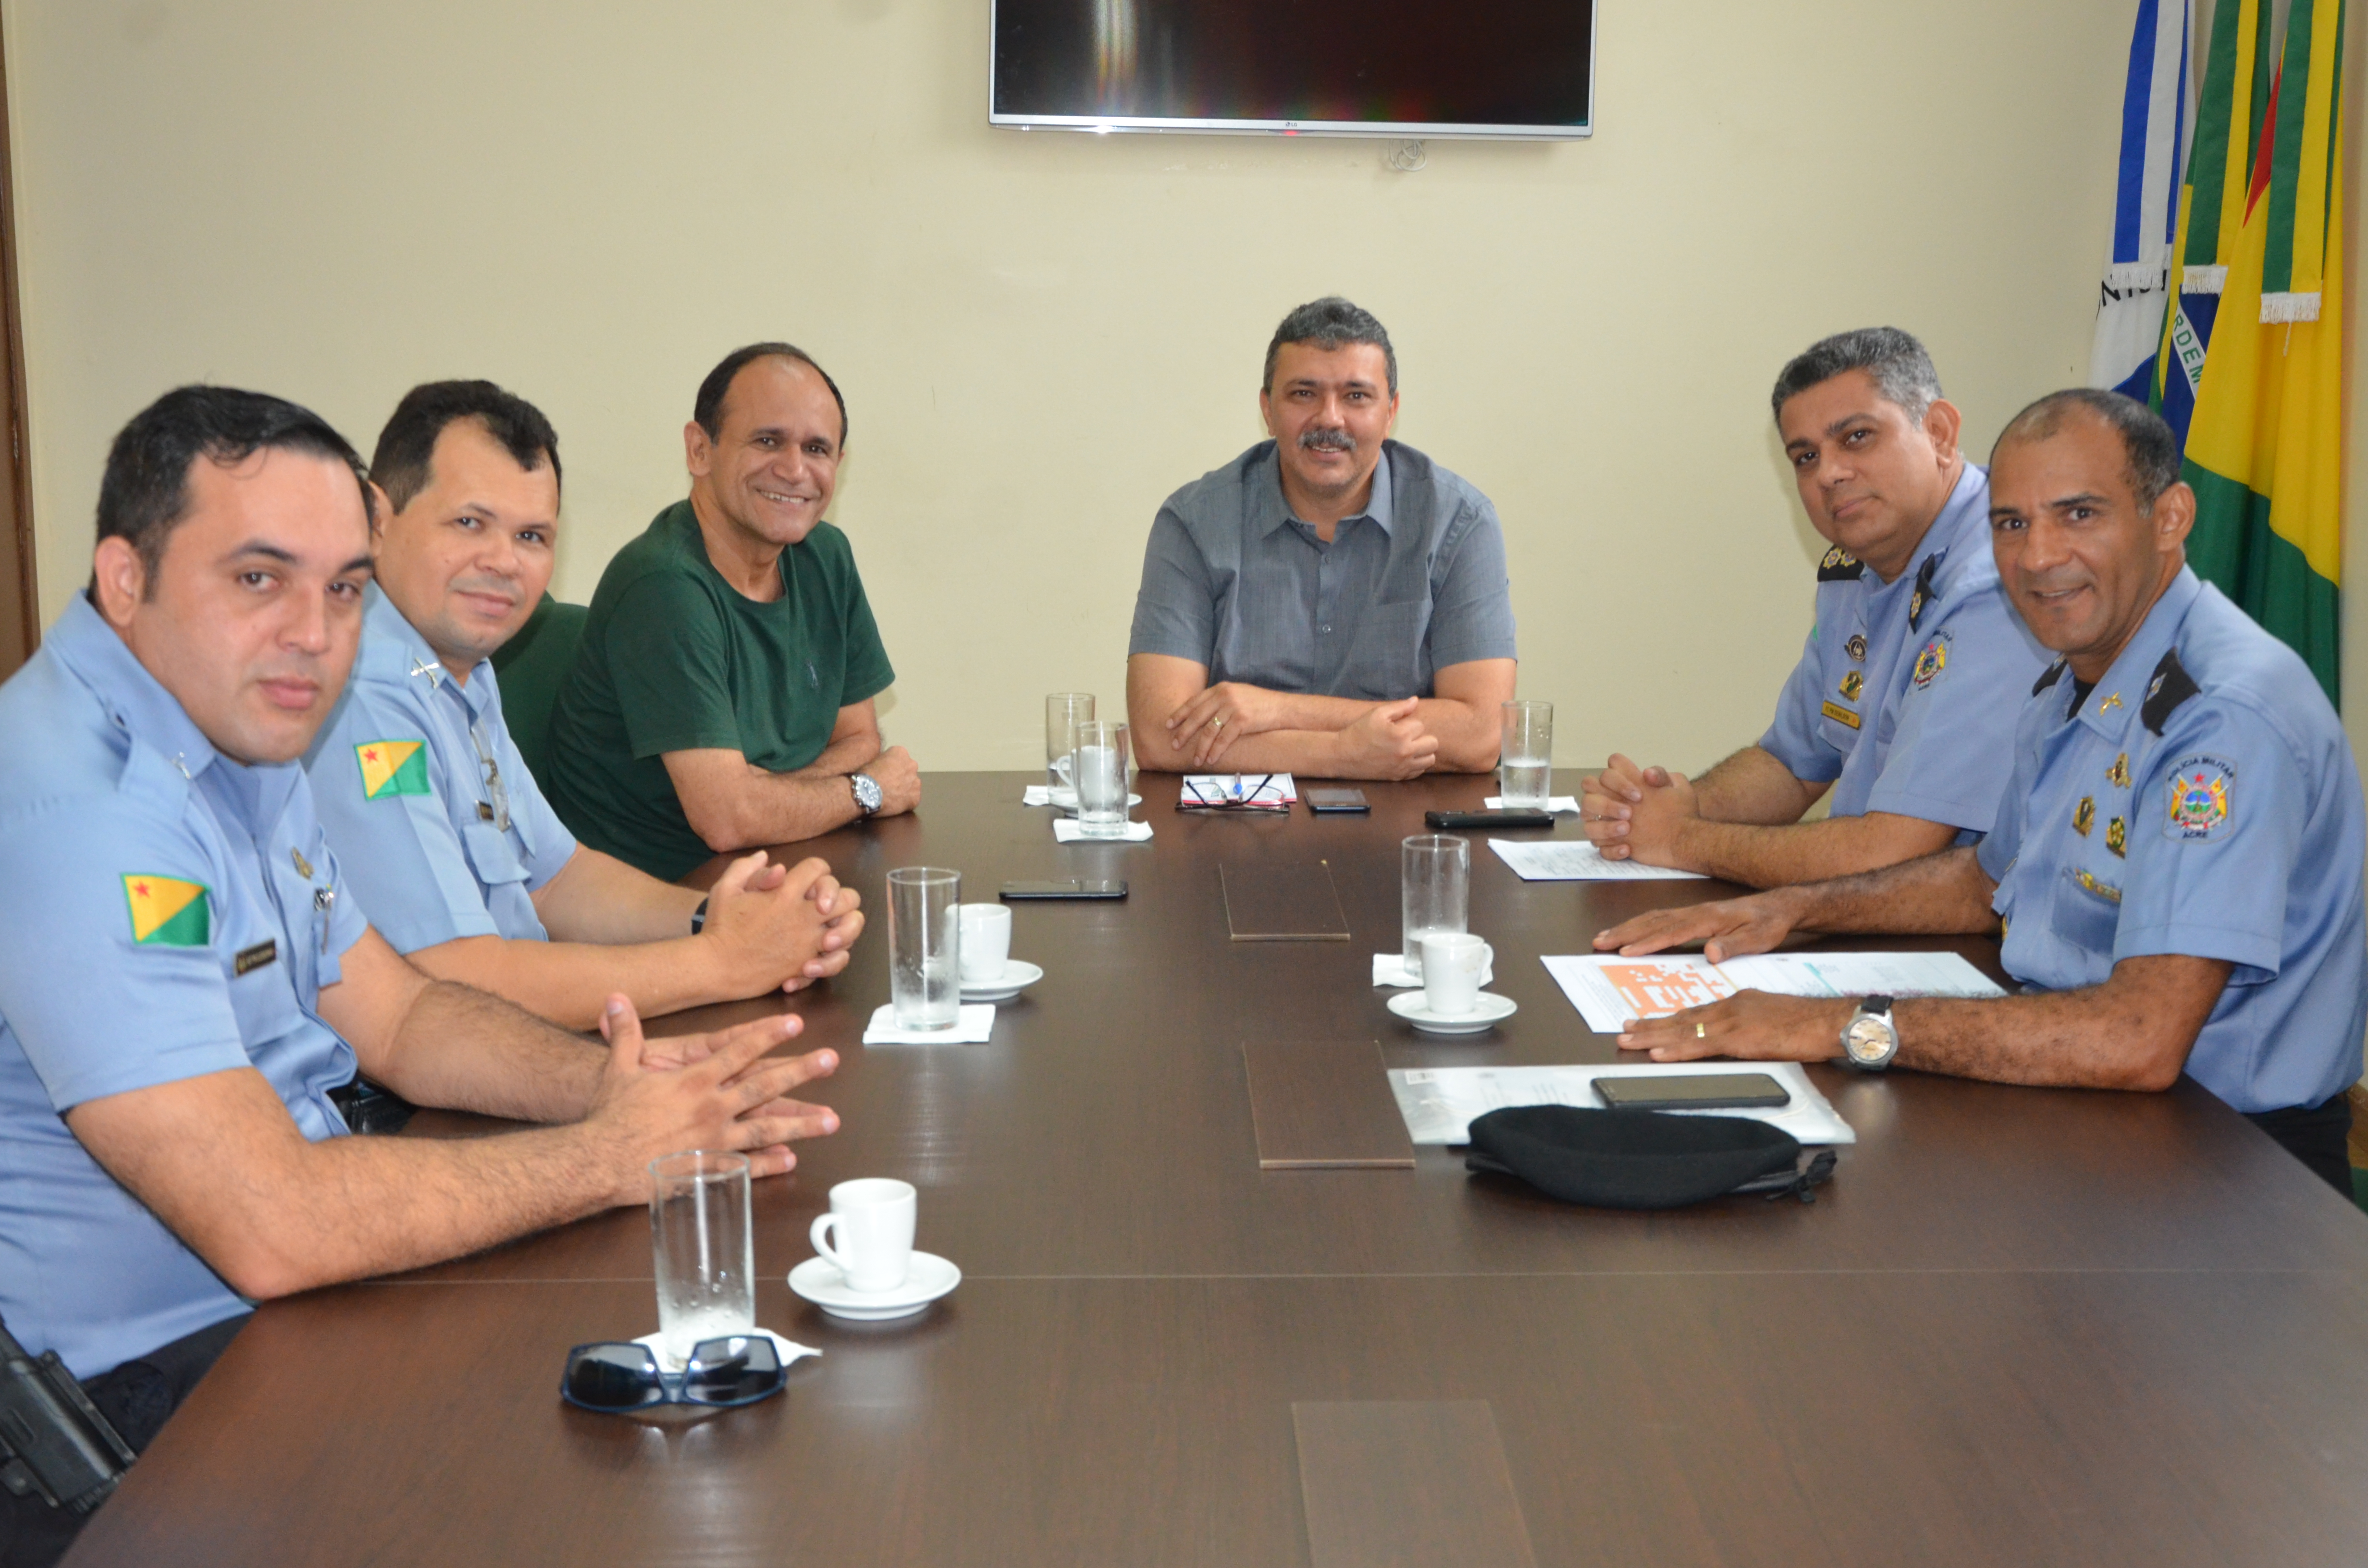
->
[123, 875, 210, 947]
[356, 739, 432, 800]
[2168, 0, 2346, 702]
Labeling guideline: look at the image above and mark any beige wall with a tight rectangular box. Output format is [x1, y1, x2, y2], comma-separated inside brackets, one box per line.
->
[6, 0, 2135, 772]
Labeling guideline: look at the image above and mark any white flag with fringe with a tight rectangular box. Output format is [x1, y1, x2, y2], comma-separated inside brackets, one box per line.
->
[2090, 0, 2192, 400]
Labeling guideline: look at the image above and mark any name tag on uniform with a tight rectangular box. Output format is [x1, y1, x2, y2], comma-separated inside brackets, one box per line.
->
[1821, 700, 1862, 731]
[234, 939, 279, 976]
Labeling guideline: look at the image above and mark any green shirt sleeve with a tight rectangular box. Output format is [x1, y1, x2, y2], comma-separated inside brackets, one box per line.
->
[832, 534, 896, 706]
[602, 574, 743, 760]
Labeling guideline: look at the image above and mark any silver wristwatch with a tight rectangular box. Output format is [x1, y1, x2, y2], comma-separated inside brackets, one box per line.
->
[850, 772, 883, 818]
[1839, 995, 1898, 1070]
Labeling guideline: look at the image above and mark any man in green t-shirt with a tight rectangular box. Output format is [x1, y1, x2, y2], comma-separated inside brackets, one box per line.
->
[547, 343, 919, 881]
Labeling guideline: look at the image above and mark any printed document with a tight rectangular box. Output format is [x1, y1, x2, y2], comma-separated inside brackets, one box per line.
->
[1541, 951, 2007, 1033]
[1488, 839, 1709, 881]
[1388, 1062, 1854, 1146]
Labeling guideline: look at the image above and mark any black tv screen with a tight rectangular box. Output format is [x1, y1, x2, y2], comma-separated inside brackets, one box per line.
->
[990, 0, 1595, 139]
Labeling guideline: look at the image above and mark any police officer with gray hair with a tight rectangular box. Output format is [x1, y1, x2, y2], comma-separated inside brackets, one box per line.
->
[1596, 390, 2367, 1194]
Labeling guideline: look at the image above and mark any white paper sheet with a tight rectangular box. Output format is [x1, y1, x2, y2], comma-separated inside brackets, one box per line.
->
[1387, 1061, 1855, 1146]
[1541, 951, 2007, 1033]
[1483, 796, 1581, 814]
[1488, 838, 1710, 881]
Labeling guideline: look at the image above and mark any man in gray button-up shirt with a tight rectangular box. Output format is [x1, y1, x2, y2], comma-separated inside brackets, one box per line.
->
[1127, 297, 1518, 778]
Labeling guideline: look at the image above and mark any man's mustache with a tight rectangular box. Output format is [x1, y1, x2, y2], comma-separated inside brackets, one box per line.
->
[1298, 428, 1356, 453]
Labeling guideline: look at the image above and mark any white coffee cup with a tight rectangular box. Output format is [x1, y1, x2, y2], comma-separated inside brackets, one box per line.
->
[1419, 932, 1493, 1016]
[809, 1177, 917, 1294]
[957, 903, 1011, 981]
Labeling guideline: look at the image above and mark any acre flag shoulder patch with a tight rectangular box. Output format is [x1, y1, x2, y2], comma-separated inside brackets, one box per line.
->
[357, 739, 431, 800]
[123, 875, 210, 947]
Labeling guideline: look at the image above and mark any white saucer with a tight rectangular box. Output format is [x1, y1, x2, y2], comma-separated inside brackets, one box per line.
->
[960, 959, 1044, 1002]
[788, 1250, 962, 1322]
[1386, 990, 1517, 1035]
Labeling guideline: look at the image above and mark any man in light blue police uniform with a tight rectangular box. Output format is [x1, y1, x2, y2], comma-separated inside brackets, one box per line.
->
[0, 387, 841, 1567]
[307, 381, 863, 1031]
[1595, 389, 2366, 1195]
[1584, 328, 2050, 887]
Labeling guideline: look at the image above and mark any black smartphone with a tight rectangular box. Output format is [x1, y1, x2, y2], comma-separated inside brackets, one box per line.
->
[999, 880, 1128, 901]
[1424, 809, 1556, 830]
[1305, 787, 1370, 815]
[1595, 1072, 1791, 1111]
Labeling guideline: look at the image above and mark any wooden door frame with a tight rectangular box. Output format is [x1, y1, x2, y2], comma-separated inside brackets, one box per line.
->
[0, 16, 36, 673]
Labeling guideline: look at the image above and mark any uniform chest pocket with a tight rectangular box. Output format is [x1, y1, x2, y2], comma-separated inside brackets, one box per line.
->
[2049, 865, 2124, 956]
[225, 943, 307, 1047]
[459, 821, 530, 887]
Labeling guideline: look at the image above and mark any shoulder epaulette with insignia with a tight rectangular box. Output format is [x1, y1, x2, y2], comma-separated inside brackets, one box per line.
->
[2140, 649, 2199, 735]
[1816, 547, 1863, 581]
[2032, 660, 2067, 696]
[1907, 553, 1940, 632]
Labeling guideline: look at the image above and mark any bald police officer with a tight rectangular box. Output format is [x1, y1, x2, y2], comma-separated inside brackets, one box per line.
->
[0, 388, 839, 1566]
[1594, 389, 2366, 1192]
[1583, 329, 2050, 887]
[306, 380, 863, 1030]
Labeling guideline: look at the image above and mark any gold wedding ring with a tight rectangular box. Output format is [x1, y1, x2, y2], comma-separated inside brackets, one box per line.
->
[1210, 716, 1224, 730]
[1695, 1022, 1706, 1039]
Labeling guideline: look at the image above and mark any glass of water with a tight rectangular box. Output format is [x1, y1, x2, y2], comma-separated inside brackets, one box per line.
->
[888, 867, 962, 1029]
[1402, 833, 1470, 973]
[1499, 700, 1554, 808]
[650, 1151, 754, 1371]
[1071, 719, 1135, 837]
[1046, 693, 1095, 807]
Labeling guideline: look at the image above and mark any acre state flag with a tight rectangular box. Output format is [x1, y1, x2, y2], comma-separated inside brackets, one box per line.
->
[2179, 0, 2346, 701]
[123, 875, 210, 947]
[356, 739, 431, 800]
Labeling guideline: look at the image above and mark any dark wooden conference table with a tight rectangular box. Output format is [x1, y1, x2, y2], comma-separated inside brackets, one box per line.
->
[65, 772, 2368, 1567]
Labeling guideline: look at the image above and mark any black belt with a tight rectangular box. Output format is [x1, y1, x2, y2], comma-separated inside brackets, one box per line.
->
[327, 1078, 416, 1137]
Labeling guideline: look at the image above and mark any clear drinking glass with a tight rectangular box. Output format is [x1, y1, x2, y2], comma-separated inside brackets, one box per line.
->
[1046, 693, 1096, 807]
[888, 867, 962, 1029]
[649, 1151, 755, 1371]
[1071, 719, 1135, 837]
[1499, 699, 1554, 808]
[1402, 833, 1470, 972]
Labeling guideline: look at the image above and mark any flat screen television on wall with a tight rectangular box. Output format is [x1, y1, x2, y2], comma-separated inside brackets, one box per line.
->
[989, 0, 1595, 140]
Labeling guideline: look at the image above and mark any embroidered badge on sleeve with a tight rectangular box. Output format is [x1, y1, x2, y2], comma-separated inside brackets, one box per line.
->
[123, 875, 211, 946]
[357, 740, 432, 800]
[1911, 634, 1950, 690]
[2163, 755, 2235, 841]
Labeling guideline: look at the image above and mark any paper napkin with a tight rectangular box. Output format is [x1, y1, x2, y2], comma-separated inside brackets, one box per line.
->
[1484, 796, 1580, 813]
[863, 1004, 996, 1044]
[1053, 818, 1153, 842]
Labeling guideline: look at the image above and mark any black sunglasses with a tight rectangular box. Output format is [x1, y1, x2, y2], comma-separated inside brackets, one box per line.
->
[560, 1335, 786, 1413]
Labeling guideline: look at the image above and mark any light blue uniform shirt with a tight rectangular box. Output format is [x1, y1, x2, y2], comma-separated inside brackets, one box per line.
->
[1976, 568, 2368, 1115]
[0, 598, 369, 1378]
[305, 586, 576, 954]
[1760, 465, 2050, 833]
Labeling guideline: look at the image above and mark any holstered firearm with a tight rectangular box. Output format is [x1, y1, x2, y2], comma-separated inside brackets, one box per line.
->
[0, 1314, 136, 1513]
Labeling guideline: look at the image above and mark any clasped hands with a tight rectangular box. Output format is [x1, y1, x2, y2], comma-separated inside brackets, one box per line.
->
[1589, 883, 1852, 1066]
[1166, 682, 1437, 776]
[702, 849, 865, 994]
[1580, 753, 1704, 868]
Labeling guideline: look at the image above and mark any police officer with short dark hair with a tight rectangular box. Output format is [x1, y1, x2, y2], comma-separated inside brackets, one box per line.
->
[1596, 389, 2366, 1193]
[0, 386, 840, 1566]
